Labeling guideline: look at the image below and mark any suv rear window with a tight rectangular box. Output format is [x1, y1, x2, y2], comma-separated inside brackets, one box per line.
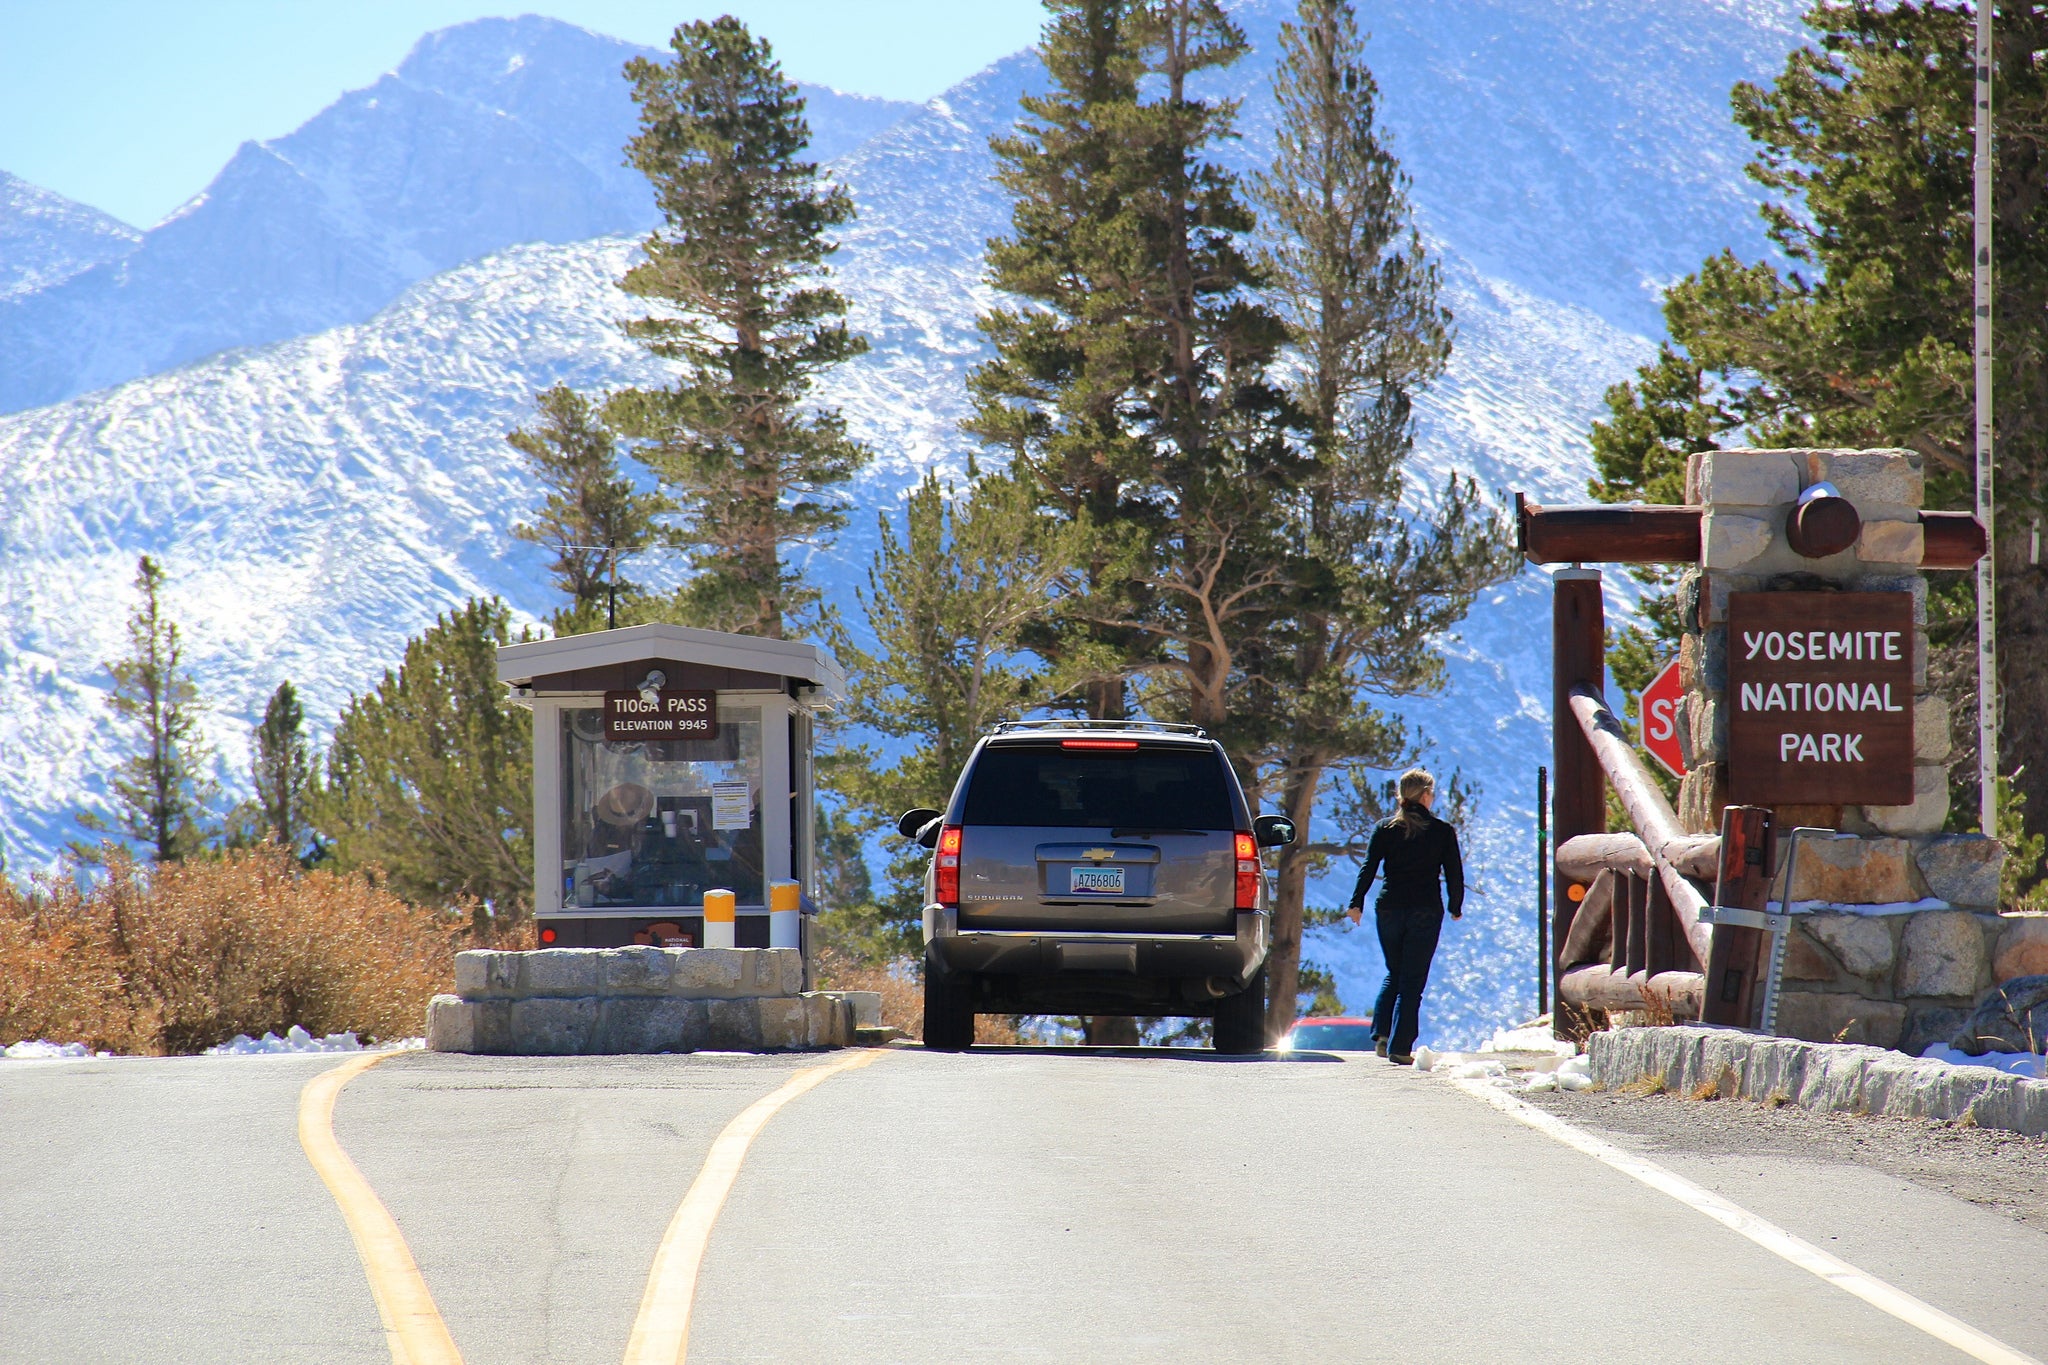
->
[959, 744, 1234, 830]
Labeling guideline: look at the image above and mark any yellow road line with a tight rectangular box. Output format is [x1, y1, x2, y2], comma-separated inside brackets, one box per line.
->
[623, 1048, 889, 1365]
[1453, 1077, 2043, 1365]
[299, 1050, 463, 1365]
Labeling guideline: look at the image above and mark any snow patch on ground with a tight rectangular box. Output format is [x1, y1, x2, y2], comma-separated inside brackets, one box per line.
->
[204, 1026, 424, 1055]
[1413, 1019, 1592, 1092]
[2, 1039, 104, 1061]
[1770, 898, 1952, 916]
[1481, 1022, 1577, 1057]
[1919, 1043, 2046, 1079]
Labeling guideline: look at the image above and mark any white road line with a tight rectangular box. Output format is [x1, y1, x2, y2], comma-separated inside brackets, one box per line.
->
[1451, 1077, 2042, 1365]
[622, 1048, 889, 1365]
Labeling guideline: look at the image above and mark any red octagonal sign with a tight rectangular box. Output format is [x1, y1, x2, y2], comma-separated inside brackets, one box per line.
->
[1639, 657, 1686, 779]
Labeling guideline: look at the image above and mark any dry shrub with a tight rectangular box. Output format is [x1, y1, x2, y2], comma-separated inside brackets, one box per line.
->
[0, 845, 468, 1054]
[812, 946, 1023, 1046]
[0, 915, 139, 1054]
[1633, 984, 1677, 1028]
[814, 946, 924, 1037]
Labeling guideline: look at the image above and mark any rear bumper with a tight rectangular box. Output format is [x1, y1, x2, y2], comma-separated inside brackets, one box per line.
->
[924, 906, 1268, 1011]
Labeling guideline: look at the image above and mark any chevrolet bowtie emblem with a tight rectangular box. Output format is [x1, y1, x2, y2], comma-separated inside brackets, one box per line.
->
[1082, 848, 1117, 861]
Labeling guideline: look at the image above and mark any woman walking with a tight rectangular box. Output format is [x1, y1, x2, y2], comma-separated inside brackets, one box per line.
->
[1347, 768, 1464, 1064]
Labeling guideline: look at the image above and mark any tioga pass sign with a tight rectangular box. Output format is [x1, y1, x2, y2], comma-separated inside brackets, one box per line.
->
[603, 689, 717, 741]
[1726, 591, 1913, 805]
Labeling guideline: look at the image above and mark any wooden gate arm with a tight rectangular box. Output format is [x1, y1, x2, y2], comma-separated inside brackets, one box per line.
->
[1567, 683, 1715, 968]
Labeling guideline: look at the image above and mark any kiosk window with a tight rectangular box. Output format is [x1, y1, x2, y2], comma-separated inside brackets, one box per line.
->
[561, 705, 764, 910]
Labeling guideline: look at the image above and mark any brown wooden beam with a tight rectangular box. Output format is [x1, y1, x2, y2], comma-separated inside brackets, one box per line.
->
[1517, 497, 1987, 569]
[1921, 510, 1989, 569]
[1552, 568, 1606, 1033]
[1566, 684, 1715, 968]
[1645, 874, 1676, 974]
[1558, 965, 1703, 1018]
[1520, 497, 1701, 564]
[1625, 873, 1650, 978]
[1700, 805, 1773, 1028]
[1555, 832, 1652, 880]
[1558, 869, 1616, 972]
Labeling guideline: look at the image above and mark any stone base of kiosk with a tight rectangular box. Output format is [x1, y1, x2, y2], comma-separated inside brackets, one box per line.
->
[425, 947, 875, 1054]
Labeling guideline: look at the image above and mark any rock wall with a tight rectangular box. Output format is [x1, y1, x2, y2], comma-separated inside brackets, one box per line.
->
[425, 946, 861, 1054]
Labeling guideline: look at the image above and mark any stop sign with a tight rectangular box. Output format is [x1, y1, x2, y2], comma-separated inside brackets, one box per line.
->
[1639, 657, 1686, 779]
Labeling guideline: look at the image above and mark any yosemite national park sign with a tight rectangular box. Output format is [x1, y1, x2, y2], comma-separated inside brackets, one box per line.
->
[1725, 591, 1914, 807]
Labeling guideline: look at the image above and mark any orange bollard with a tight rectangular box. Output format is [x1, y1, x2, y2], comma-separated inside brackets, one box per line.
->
[702, 888, 736, 949]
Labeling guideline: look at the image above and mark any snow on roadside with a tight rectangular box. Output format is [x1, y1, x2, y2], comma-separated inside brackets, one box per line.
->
[1412, 1018, 1592, 1093]
[205, 1026, 424, 1055]
[1919, 1043, 2045, 1079]
[1481, 1022, 1577, 1057]
[3, 1026, 426, 1060]
[2, 1040, 104, 1060]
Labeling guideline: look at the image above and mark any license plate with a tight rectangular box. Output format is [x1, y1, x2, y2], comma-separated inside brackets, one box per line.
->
[1070, 866, 1125, 894]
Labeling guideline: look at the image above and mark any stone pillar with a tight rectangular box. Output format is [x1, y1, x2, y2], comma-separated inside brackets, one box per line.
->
[1670, 448, 2005, 1050]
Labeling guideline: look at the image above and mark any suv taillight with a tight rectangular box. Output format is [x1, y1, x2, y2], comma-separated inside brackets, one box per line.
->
[1234, 831, 1259, 909]
[936, 824, 963, 905]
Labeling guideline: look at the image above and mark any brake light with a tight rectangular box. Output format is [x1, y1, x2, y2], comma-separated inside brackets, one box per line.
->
[1234, 832, 1260, 910]
[539, 926, 558, 945]
[936, 824, 963, 905]
[1061, 739, 1139, 749]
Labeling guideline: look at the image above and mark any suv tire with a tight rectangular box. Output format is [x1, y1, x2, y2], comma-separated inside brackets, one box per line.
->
[923, 957, 975, 1052]
[1211, 966, 1268, 1055]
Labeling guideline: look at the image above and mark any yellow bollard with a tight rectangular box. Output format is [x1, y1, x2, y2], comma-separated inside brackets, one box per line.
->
[768, 880, 801, 949]
[702, 888, 736, 949]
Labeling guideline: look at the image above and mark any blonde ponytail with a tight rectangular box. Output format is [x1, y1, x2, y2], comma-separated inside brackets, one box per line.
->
[1392, 767, 1436, 837]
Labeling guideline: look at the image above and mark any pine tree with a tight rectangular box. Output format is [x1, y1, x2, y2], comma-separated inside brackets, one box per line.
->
[605, 17, 871, 639]
[76, 555, 218, 861]
[508, 384, 665, 634]
[311, 599, 534, 925]
[1250, 0, 1513, 1034]
[250, 680, 315, 856]
[824, 470, 1076, 952]
[969, 0, 1306, 756]
[1587, 4, 2048, 840]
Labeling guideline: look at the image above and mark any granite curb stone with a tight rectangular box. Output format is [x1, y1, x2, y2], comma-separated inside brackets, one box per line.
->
[1586, 1024, 2048, 1136]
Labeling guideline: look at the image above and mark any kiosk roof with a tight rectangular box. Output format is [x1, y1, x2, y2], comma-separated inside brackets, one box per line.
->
[497, 623, 845, 701]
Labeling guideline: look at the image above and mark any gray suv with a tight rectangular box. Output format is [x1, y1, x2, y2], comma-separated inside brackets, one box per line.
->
[896, 720, 1295, 1053]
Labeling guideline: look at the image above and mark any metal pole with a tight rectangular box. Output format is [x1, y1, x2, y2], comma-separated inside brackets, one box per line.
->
[1537, 764, 1549, 1017]
[607, 538, 618, 631]
[1974, 0, 1998, 835]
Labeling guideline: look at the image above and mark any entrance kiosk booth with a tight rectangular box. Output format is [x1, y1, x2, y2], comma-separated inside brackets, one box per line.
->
[497, 623, 844, 957]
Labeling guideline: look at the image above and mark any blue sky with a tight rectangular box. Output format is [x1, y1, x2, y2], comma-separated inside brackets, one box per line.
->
[0, 1, 1047, 229]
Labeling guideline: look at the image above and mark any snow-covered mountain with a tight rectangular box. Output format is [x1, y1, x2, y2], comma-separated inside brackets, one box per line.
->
[0, 172, 138, 300]
[0, 0, 1811, 1044]
[0, 16, 918, 415]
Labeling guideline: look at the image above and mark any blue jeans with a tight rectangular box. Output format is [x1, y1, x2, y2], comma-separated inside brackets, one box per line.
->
[1372, 902, 1444, 1056]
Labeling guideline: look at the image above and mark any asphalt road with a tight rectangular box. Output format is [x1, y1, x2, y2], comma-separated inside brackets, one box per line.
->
[2, 1045, 2042, 1363]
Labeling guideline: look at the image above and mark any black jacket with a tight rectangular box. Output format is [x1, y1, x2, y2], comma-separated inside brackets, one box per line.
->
[1349, 804, 1465, 918]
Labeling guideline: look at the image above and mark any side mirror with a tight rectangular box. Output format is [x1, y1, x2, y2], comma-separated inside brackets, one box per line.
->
[897, 808, 944, 847]
[1253, 814, 1296, 848]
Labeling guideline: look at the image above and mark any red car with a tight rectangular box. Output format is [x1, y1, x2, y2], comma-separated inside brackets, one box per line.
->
[1278, 1016, 1377, 1052]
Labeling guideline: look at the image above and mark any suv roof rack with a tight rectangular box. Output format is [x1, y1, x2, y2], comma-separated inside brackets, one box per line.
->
[991, 718, 1209, 739]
